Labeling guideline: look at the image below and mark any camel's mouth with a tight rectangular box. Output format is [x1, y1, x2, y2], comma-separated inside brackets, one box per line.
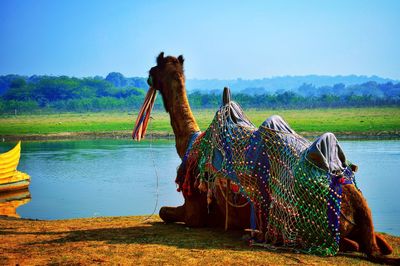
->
[147, 76, 153, 87]
[132, 87, 157, 141]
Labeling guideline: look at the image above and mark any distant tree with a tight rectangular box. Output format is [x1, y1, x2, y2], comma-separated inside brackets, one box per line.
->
[332, 83, 346, 95]
[129, 77, 148, 89]
[10, 78, 27, 89]
[0, 74, 399, 113]
[0, 74, 26, 95]
[297, 83, 317, 97]
[105, 72, 127, 87]
[3, 82, 33, 101]
[320, 94, 340, 107]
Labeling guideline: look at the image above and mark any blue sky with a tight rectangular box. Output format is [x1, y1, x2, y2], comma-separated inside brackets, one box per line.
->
[0, 0, 399, 79]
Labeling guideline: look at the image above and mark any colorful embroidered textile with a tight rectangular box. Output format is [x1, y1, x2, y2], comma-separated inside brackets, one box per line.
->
[176, 91, 357, 256]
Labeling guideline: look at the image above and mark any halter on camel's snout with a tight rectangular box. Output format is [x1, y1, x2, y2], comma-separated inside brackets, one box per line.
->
[132, 75, 158, 141]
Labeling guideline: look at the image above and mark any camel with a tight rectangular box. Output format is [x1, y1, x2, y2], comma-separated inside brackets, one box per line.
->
[133, 52, 396, 262]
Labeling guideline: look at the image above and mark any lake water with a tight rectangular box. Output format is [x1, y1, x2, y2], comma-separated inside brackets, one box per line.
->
[0, 139, 399, 236]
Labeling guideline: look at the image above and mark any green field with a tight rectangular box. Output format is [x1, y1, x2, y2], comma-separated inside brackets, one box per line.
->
[0, 107, 399, 137]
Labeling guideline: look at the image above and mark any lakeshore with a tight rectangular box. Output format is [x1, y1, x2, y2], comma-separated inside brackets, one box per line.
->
[1, 215, 399, 265]
[1, 130, 400, 142]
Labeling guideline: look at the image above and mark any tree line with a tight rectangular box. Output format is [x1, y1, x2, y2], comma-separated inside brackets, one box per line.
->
[0, 74, 399, 114]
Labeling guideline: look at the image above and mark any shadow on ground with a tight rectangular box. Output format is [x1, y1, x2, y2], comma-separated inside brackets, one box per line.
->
[1, 220, 388, 264]
[1, 222, 245, 249]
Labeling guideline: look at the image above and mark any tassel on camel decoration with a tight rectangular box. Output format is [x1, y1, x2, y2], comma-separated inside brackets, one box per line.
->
[132, 87, 157, 141]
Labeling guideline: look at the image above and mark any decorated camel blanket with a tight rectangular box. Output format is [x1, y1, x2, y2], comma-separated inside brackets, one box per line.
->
[176, 92, 357, 256]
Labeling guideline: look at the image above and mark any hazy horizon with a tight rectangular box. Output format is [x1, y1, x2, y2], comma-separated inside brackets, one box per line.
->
[1, 1, 399, 79]
[1, 73, 398, 83]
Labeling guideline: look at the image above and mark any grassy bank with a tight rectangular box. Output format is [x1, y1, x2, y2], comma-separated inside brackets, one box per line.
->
[0, 107, 399, 138]
[1, 215, 399, 265]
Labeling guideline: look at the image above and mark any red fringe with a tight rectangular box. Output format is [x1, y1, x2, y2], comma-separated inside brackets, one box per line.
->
[175, 133, 205, 197]
[132, 87, 157, 141]
[181, 152, 199, 196]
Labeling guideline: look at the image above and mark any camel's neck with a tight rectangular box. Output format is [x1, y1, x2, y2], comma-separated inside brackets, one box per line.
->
[166, 77, 200, 158]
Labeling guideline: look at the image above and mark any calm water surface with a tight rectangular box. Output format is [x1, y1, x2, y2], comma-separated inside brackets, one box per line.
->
[0, 139, 399, 236]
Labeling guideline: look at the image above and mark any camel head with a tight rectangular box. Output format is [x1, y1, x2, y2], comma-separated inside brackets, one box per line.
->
[148, 52, 185, 113]
[133, 52, 197, 143]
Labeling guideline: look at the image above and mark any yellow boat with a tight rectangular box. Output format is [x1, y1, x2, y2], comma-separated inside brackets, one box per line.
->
[0, 141, 30, 192]
[0, 189, 31, 218]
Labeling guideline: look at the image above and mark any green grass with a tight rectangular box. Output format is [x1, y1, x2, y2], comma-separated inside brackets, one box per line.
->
[0, 107, 399, 136]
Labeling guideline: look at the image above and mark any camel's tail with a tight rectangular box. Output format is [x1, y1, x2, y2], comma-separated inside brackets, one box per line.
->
[132, 87, 157, 141]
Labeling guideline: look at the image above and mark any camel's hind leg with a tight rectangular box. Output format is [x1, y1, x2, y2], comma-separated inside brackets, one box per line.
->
[375, 233, 393, 255]
[340, 237, 360, 252]
[340, 185, 383, 257]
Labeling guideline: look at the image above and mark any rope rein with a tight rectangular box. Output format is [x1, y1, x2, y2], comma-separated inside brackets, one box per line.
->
[141, 117, 160, 223]
[217, 178, 250, 208]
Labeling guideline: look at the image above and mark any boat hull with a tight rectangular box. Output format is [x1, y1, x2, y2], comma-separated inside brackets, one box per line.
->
[0, 142, 30, 192]
[0, 188, 31, 218]
[0, 179, 30, 192]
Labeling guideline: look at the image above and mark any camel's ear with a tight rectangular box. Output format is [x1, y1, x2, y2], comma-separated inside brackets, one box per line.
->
[178, 55, 184, 65]
[157, 52, 164, 65]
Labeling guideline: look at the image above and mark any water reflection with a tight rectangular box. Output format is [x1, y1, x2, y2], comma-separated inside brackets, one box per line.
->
[0, 189, 31, 218]
[5, 139, 183, 220]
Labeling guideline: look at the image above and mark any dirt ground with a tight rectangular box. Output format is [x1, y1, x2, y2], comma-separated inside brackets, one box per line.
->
[1, 215, 399, 265]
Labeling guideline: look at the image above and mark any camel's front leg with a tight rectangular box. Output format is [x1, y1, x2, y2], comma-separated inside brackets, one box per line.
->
[182, 193, 209, 227]
[159, 205, 185, 223]
[159, 192, 210, 227]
